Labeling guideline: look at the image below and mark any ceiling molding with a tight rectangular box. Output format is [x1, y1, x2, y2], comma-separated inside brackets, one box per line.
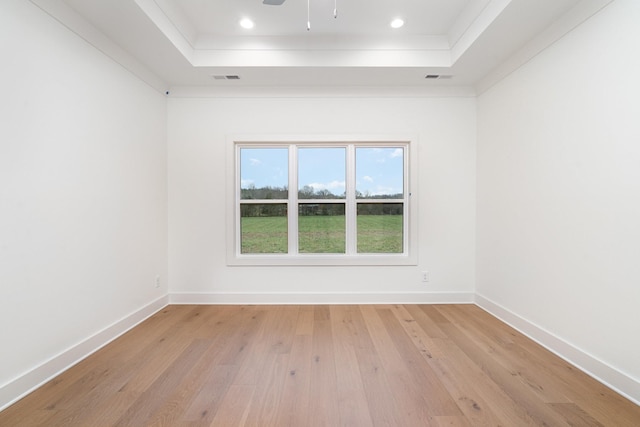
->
[148, 0, 197, 44]
[193, 35, 451, 51]
[29, 0, 168, 93]
[166, 85, 477, 99]
[475, 0, 615, 94]
[133, 0, 195, 63]
[450, 0, 512, 62]
[191, 49, 453, 68]
[448, 0, 492, 47]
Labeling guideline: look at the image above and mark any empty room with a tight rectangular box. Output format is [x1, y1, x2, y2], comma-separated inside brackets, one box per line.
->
[1, 0, 639, 425]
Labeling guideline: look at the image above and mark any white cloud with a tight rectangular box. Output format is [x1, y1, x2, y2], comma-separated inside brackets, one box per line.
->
[249, 158, 262, 166]
[307, 180, 345, 194]
[390, 148, 403, 158]
[371, 186, 401, 196]
[327, 180, 345, 190]
[241, 179, 255, 188]
[362, 175, 374, 183]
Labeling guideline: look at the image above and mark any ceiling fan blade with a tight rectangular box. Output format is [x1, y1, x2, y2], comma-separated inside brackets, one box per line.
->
[263, 0, 286, 5]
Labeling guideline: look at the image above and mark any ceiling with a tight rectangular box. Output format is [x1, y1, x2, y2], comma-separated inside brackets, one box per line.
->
[31, 0, 611, 93]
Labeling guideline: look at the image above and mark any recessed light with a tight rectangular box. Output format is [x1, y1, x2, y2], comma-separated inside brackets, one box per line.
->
[390, 18, 404, 29]
[239, 18, 254, 29]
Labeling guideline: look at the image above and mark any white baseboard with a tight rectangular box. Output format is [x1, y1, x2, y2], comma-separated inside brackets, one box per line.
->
[475, 294, 640, 406]
[169, 291, 475, 305]
[0, 295, 169, 412]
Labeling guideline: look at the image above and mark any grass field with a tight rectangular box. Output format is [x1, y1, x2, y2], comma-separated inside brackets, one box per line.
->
[298, 215, 345, 253]
[240, 216, 288, 254]
[241, 215, 402, 254]
[357, 214, 403, 253]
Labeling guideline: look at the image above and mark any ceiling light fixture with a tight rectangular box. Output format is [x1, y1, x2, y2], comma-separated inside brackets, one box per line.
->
[390, 18, 405, 29]
[303, 0, 338, 31]
[262, 0, 338, 30]
[239, 18, 254, 29]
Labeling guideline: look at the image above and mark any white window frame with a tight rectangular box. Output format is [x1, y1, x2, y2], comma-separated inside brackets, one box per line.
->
[226, 135, 418, 266]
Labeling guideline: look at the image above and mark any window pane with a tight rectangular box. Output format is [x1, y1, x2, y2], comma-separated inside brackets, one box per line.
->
[298, 204, 345, 253]
[298, 148, 346, 199]
[356, 147, 404, 199]
[240, 204, 287, 253]
[240, 148, 288, 199]
[357, 203, 403, 253]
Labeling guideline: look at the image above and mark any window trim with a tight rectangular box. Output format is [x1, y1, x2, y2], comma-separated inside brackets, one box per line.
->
[226, 134, 418, 266]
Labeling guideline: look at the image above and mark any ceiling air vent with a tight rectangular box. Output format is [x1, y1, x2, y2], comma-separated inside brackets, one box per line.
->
[212, 75, 241, 80]
[425, 74, 453, 80]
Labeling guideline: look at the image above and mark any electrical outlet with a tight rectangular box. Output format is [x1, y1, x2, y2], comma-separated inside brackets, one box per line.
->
[421, 271, 429, 282]
[155, 275, 160, 288]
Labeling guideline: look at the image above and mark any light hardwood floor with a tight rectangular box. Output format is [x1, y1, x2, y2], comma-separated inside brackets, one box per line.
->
[1, 304, 638, 426]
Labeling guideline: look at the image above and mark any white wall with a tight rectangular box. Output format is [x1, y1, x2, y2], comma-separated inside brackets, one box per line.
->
[1, 0, 637, 412]
[168, 96, 476, 303]
[477, 0, 640, 400]
[0, 0, 168, 408]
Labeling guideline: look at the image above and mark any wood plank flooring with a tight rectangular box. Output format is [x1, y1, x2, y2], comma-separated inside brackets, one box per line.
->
[1, 304, 639, 426]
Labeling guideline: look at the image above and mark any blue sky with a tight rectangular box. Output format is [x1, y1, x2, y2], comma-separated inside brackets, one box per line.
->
[354, 147, 404, 196]
[240, 147, 403, 196]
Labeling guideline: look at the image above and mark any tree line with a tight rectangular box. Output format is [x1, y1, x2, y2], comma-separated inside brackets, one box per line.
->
[241, 186, 403, 217]
[242, 185, 402, 200]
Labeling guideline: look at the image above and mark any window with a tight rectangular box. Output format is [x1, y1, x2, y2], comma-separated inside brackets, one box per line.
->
[228, 136, 417, 265]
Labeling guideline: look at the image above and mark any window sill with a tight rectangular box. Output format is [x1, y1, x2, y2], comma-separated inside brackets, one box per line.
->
[227, 253, 418, 266]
